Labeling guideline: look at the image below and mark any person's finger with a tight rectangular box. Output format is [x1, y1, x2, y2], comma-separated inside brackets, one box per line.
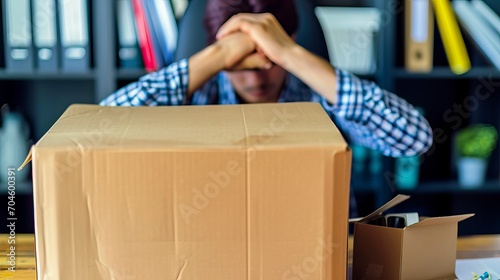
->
[228, 52, 272, 71]
[216, 13, 262, 39]
[217, 13, 296, 67]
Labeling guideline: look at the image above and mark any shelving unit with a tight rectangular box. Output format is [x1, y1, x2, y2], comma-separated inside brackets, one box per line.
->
[409, 180, 500, 194]
[394, 67, 500, 79]
[317, 0, 500, 235]
[0, 70, 96, 80]
[0, 0, 499, 234]
[117, 68, 148, 79]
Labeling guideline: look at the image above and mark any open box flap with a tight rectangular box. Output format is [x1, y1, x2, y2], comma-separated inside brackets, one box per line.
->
[406, 214, 475, 228]
[18, 146, 33, 171]
[349, 194, 410, 223]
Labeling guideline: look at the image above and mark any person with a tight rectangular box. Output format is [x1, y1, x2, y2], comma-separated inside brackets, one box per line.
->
[100, 0, 433, 215]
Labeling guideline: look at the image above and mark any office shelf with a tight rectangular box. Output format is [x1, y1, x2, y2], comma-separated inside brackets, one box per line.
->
[394, 67, 500, 79]
[397, 180, 500, 194]
[0, 70, 96, 80]
[117, 68, 148, 80]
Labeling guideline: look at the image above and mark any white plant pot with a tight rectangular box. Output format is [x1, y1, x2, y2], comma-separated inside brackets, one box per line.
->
[457, 157, 488, 188]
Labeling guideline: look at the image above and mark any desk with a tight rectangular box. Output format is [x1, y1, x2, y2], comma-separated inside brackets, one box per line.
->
[1, 234, 499, 279]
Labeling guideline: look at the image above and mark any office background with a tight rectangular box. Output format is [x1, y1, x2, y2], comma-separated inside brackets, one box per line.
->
[0, 0, 499, 235]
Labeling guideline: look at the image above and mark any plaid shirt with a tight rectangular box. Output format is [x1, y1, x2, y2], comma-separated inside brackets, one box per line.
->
[100, 59, 433, 157]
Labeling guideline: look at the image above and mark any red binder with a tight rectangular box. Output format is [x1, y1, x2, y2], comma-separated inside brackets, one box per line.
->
[132, 0, 159, 72]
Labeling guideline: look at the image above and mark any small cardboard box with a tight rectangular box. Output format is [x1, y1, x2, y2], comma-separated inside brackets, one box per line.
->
[351, 195, 473, 280]
[24, 103, 352, 280]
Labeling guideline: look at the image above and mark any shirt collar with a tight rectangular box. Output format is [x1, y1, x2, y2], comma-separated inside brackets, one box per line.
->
[218, 71, 311, 104]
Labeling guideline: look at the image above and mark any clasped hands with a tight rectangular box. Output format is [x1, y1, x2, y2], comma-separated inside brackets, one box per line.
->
[214, 13, 298, 71]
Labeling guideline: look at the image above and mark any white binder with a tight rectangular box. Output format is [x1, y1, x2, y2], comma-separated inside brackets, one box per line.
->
[2, 0, 34, 72]
[58, 0, 90, 72]
[33, 0, 59, 72]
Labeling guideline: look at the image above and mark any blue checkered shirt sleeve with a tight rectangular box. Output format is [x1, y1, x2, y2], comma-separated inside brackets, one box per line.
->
[100, 58, 432, 157]
[320, 69, 433, 157]
[99, 59, 189, 106]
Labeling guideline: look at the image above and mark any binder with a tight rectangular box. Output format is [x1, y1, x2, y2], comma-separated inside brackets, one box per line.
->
[170, 0, 188, 19]
[32, 0, 59, 72]
[2, 0, 34, 72]
[148, 0, 178, 65]
[117, 0, 142, 68]
[471, 0, 500, 34]
[58, 0, 90, 72]
[453, 1, 500, 70]
[143, 0, 166, 69]
[0, 17, 4, 68]
[404, 0, 434, 73]
[431, 0, 471, 75]
[132, 0, 160, 72]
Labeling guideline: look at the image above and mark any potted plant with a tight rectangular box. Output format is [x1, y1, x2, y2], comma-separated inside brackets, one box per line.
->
[455, 124, 498, 188]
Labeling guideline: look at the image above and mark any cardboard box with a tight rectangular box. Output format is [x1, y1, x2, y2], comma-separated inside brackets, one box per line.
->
[351, 195, 474, 280]
[24, 103, 352, 280]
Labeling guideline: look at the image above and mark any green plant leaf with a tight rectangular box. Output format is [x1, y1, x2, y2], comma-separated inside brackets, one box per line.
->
[456, 124, 498, 158]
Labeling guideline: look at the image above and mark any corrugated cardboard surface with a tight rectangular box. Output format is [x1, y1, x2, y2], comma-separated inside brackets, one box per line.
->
[353, 224, 404, 280]
[352, 195, 473, 280]
[401, 224, 457, 280]
[31, 103, 351, 280]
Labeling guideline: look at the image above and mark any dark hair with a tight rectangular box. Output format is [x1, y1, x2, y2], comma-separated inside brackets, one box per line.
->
[203, 0, 298, 45]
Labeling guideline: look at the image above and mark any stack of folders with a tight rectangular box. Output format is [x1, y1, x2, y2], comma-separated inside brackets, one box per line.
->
[1, 0, 90, 73]
[127, 0, 178, 72]
[453, 0, 500, 71]
[1, 0, 178, 73]
[315, 7, 381, 75]
[405, 0, 499, 74]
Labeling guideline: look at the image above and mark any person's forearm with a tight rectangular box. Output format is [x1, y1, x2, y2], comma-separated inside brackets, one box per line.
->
[187, 44, 226, 97]
[280, 45, 337, 104]
[188, 32, 258, 96]
[322, 68, 433, 157]
[99, 60, 189, 106]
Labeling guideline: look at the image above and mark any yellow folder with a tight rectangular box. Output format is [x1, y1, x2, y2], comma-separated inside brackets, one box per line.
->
[431, 0, 471, 75]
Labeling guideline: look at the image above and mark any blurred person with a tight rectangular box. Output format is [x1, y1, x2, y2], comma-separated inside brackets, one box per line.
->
[100, 0, 433, 216]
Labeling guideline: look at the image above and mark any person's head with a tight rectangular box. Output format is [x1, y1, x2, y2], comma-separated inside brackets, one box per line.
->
[204, 0, 298, 103]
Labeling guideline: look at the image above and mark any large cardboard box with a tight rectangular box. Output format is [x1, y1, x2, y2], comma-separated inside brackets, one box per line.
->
[351, 195, 474, 280]
[26, 103, 352, 280]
